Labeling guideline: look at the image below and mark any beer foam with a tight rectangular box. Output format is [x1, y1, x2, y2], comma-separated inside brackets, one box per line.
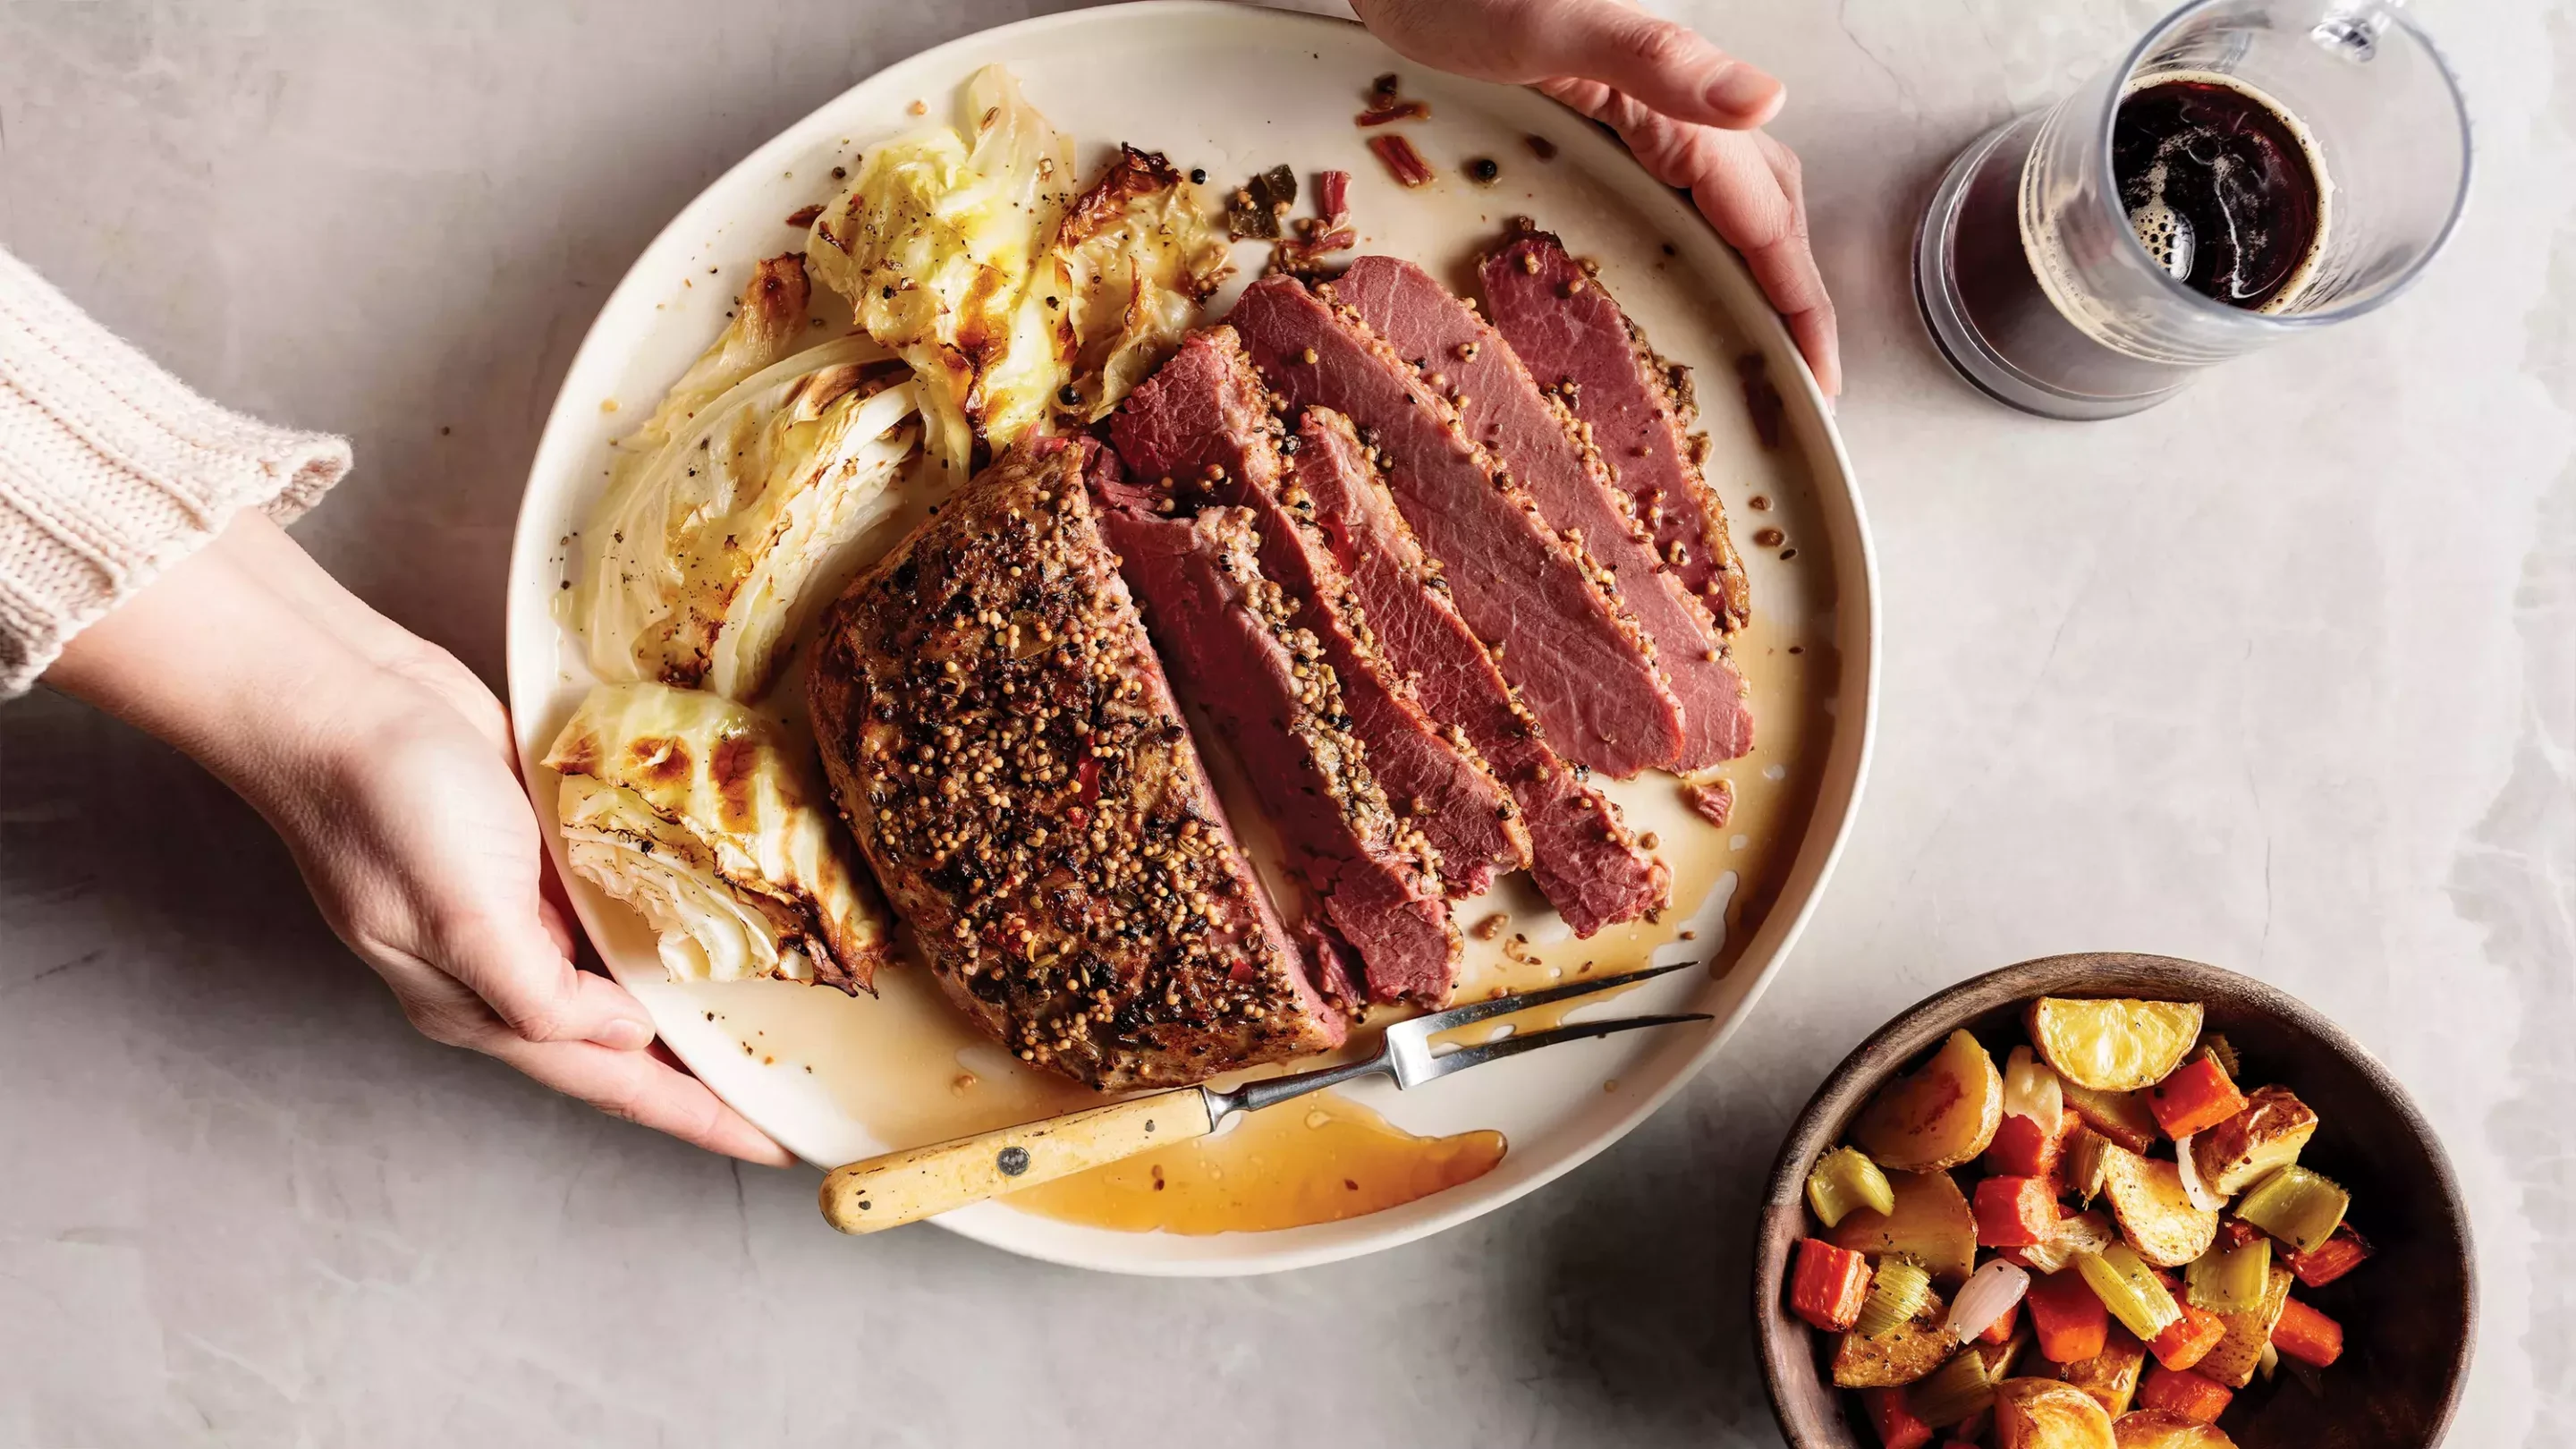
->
[2117, 68, 2334, 313]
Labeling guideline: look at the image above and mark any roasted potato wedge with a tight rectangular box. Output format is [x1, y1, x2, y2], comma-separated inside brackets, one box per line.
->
[2019, 1208, 2118, 1276]
[2055, 1329, 2148, 1418]
[1995, 1377, 2119, 1449]
[2112, 1410, 2237, 1448]
[2028, 998, 2204, 1092]
[1827, 1168, 1978, 1284]
[1832, 1292, 1958, 1388]
[1852, 1029, 2005, 1172]
[2063, 1081, 2162, 1155]
[2190, 1086, 2318, 1197]
[2196, 1263, 2293, 1388]
[2099, 1144, 2220, 1267]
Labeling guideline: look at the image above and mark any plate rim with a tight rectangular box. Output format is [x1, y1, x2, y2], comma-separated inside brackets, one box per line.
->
[504, 0, 1881, 1276]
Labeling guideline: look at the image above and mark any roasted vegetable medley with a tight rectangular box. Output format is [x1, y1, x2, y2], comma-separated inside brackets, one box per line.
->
[1786, 996, 2372, 1448]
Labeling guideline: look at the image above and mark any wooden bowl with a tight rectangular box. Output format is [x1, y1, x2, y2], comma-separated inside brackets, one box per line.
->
[1753, 953, 2474, 1448]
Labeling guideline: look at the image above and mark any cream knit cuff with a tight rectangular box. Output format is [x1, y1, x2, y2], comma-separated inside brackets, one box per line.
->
[0, 246, 352, 697]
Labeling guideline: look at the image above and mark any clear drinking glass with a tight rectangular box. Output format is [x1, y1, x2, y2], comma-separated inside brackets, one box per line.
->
[1914, 0, 2471, 419]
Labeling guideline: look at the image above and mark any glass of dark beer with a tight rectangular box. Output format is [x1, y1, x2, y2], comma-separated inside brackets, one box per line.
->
[1915, 0, 2470, 419]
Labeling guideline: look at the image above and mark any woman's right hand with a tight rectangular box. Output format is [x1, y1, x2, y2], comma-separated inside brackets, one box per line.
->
[1351, 0, 1841, 396]
[47, 511, 793, 1167]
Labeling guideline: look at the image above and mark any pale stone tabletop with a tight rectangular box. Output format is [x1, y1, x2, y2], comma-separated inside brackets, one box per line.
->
[0, 1, 2565, 1445]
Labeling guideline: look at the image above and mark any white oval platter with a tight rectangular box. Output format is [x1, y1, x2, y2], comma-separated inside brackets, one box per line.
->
[505, 0, 1876, 1275]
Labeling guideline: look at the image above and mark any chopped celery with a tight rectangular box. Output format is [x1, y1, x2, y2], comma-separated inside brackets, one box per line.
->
[2065, 1127, 2114, 1204]
[1853, 1257, 1931, 1340]
[1908, 1350, 1996, 1426]
[2236, 1165, 2349, 1253]
[1806, 1145, 1897, 1228]
[2074, 1242, 2182, 1341]
[2187, 1238, 2273, 1314]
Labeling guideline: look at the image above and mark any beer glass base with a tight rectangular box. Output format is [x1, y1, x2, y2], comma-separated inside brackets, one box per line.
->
[1912, 119, 2189, 422]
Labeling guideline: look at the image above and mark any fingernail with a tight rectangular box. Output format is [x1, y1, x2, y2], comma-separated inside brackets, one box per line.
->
[595, 1019, 655, 1051]
[1706, 66, 1783, 123]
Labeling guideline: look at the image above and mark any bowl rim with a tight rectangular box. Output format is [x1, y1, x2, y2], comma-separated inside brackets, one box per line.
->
[1749, 952, 2478, 1448]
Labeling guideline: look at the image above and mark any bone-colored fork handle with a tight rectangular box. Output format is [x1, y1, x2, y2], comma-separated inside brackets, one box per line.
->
[818, 1089, 1216, 1233]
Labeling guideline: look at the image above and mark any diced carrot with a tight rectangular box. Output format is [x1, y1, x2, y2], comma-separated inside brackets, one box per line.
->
[2138, 1364, 2234, 1424]
[1979, 1301, 2021, 1346]
[2272, 1295, 2345, 1368]
[2027, 1267, 2110, 1363]
[1985, 1112, 2053, 1179]
[2215, 1216, 2266, 1250]
[1863, 1386, 1934, 1449]
[2148, 1301, 2227, 1372]
[2287, 1225, 2374, 1288]
[1974, 1175, 2059, 1248]
[1788, 1237, 1874, 1333]
[2148, 1055, 2250, 1140]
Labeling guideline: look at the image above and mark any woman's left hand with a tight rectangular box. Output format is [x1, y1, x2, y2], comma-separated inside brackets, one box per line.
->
[1350, 0, 1841, 396]
[46, 512, 794, 1166]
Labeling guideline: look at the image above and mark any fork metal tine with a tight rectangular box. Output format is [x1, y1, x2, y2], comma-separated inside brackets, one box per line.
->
[1414, 1012, 1715, 1082]
[1395, 959, 1699, 1043]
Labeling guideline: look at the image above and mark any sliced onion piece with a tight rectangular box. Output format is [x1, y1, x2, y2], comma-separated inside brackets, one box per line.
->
[2174, 1132, 2225, 1212]
[2002, 1046, 2064, 1127]
[1942, 1258, 2031, 1343]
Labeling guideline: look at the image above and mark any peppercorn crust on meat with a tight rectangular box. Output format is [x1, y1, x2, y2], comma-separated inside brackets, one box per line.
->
[807, 439, 1348, 1089]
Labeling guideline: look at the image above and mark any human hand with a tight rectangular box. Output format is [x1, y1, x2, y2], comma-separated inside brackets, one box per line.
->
[47, 512, 792, 1166]
[1349, 0, 1841, 395]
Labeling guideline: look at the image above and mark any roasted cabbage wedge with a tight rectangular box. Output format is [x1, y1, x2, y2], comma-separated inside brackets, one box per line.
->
[575, 256, 924, 701]
[805, 71, 1227, 473]
[807, 64, 1077, 478]
[546, 682, 887, 992]
[1052, 144, 1230, 421]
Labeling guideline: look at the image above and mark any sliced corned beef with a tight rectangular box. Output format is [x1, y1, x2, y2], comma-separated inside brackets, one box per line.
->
[1291, 409, 1669, 936]
[1228, 274, 1685, 779]
[808, 440, 1345, 1089]
[1109, 327, 1530, 897]
[1095, 496, 1462, 1005]
[1333, 255, 1751, 766]
[1480, 228, 1752, 642]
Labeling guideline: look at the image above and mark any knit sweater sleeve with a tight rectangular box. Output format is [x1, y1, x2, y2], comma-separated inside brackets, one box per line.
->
[0, 246, 352, 697]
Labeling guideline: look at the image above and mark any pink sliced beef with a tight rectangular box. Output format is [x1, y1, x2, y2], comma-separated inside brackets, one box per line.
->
[1332, 255, 1750, 766]
[1479, 227, 1752, 640]
[1291, 409, 1669, 936]
[1229, 274, 1685, 779]
[1109, 328, 1529, 898]
[1096, 495, 1462, 1005]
